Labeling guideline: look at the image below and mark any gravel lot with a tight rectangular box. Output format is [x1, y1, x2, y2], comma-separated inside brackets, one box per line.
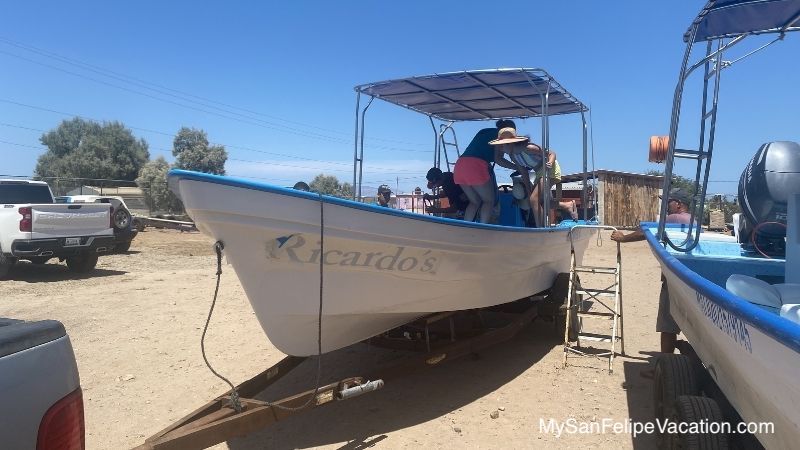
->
[2, 228, 664, 449]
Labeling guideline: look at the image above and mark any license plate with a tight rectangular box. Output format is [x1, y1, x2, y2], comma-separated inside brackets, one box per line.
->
[65, 237, 80, 247]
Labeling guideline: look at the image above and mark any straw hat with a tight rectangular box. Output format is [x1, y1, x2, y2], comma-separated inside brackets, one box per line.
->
[489, 127, 529, 145]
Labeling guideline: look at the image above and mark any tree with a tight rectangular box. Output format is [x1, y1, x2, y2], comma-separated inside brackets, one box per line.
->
[36, 118, 149, 181]
[308, 174, 353, 198]
[172, 127, 227, 175]
[646, 170, 696, 197]
[136, 156, 181, 213]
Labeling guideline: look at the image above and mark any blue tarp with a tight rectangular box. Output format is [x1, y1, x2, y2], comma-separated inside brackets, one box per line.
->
[687, 0, 800, 42]
[354, 68, 587, 121]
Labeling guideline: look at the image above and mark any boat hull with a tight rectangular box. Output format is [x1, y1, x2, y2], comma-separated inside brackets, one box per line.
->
[644, 226, 799, 448]
[170, 170, 593, 356]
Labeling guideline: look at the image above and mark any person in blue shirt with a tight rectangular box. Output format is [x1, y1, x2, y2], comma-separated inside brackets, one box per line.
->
[452, 120, 518, 223]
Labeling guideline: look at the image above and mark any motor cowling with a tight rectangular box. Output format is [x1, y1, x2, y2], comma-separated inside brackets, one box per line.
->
[738, 141, 800, 257]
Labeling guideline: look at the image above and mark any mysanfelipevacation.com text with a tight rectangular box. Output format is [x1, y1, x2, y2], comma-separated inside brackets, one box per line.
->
[539, 418, 774, 438]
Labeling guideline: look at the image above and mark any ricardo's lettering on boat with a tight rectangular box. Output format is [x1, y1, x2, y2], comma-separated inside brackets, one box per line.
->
[267, 234, 441, 274]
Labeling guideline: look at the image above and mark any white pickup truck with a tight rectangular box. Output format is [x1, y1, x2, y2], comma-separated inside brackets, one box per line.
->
[0, 179, 115, 278]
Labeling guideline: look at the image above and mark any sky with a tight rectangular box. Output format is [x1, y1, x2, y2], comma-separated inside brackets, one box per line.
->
[1, 1, 798, 197]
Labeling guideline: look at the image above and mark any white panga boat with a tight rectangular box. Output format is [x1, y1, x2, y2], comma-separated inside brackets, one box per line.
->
[645, 1, 800, 447]
[169, 68, 597, 357]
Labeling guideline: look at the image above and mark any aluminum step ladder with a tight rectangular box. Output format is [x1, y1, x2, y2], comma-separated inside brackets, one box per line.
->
[563, 225, 625, 374]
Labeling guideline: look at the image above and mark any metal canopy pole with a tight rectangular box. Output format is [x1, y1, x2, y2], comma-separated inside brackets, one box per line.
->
[429, 117, 439, 170]
[581, 110, 588, 221]
[354, 96, 374, 201]
[353, 92, 361, 200]
[542, 83, 551, 227]
[657, 23, 699, 241]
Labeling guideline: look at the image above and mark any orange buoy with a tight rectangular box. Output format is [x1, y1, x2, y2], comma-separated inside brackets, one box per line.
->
[649, 136, 669, 163]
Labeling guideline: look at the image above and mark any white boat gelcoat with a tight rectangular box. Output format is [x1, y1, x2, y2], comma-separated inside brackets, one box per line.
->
[646, 227, 800, 448]
[171, 172, 593, 356]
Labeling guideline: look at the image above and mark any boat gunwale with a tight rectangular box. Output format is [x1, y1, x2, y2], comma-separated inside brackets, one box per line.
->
[169, 169, 593, 234]
[641, 222, 800, 354]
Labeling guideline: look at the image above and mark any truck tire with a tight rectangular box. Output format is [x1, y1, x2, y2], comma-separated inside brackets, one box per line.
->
[132, 217, 146, 232]
[654, 354, 699, 421]
[662, 395, 729, 449]
[113, 208, 132, 230]
[66, 254, 99, 273]
[0, 252, 14, 279]
[115, 241, 131, 253]
[0, 262, 10, 279]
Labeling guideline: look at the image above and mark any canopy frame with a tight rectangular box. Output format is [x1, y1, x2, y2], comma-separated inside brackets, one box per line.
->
[352, 68, 591, 227]
[658, 0, 800, 250]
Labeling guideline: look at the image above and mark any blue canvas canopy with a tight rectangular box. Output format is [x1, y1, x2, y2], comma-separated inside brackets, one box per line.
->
[354, 68, 587, 122]
[687, 0, 800, 42]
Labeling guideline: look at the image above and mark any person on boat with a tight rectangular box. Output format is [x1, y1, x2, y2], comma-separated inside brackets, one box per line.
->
[377, 185, 392, 208]
[292, 181, 311, 192]
[452, 121, 519, 223]
[423, 167, 468, 216]
[610, 187, 692, 377]
[489, 127, 578, 225]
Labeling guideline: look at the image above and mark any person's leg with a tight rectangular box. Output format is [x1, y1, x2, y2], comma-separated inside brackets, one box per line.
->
[656, 278, 680, 353]
[642, 277, 680, 379]
[558, 200, 578, 220]
[461, 185, 480, 222]
[661, 332, 677, 354]
[473, 180, 496, 223]
[529, 179, 543, 227]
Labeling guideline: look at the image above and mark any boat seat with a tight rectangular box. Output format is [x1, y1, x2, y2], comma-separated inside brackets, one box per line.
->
[781, 304, 800, 325]
[726, 274, 800, 316]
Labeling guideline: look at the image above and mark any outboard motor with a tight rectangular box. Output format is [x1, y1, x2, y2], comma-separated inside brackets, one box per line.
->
[738, 141, 800, 257]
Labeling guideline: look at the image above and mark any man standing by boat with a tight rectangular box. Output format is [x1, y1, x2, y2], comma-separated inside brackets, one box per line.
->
[611, 188, 692, 376]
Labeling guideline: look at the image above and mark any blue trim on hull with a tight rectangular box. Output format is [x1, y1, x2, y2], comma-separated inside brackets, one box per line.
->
[641, 222, 800, 354]
[168, 169, 595, 233]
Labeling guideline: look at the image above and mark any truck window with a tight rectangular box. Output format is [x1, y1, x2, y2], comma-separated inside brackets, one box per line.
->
[0, 184, 54, 204]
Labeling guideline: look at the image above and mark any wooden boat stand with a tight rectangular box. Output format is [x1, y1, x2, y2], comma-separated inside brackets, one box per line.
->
[137, 296, 543, 449]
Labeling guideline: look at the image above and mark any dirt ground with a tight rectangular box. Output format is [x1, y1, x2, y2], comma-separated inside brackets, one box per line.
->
[2, 227, 667, 449]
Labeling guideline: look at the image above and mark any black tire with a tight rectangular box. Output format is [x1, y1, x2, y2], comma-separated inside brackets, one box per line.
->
[113, 208, 132, 230]
[115, 241, 131, 253]
[555, 306, 581, 341]
[662, 395, 729, 450]
[0, 262, 10, 279]
[654, 354, 699, 421]
[66, 254, 99, 273]
[132, 217, 145, 233]
[549, 272, 572, 305]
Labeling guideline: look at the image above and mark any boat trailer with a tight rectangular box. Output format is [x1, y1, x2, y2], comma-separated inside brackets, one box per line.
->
[137, 292, 560, 449]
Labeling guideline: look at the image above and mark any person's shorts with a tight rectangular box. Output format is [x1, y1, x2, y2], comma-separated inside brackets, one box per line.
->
[656, 277, 681, 334]
[454, 157, 490, 185]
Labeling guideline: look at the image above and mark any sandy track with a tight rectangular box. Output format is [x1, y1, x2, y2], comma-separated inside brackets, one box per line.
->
[1, 228, 664, 449]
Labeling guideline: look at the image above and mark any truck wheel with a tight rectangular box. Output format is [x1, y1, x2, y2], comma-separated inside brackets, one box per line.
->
[113, 208, 132, 230]
[115, 241, 131, 253]
[662, 395, 729, 449]
[654, 354, 699, 421]
[66, 254, 99, 273]
[132, 217, 146, 232]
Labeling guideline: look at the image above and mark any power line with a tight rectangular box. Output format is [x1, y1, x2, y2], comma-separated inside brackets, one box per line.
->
[0, 105, 431, 174]
[0, 38, 429, 151]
